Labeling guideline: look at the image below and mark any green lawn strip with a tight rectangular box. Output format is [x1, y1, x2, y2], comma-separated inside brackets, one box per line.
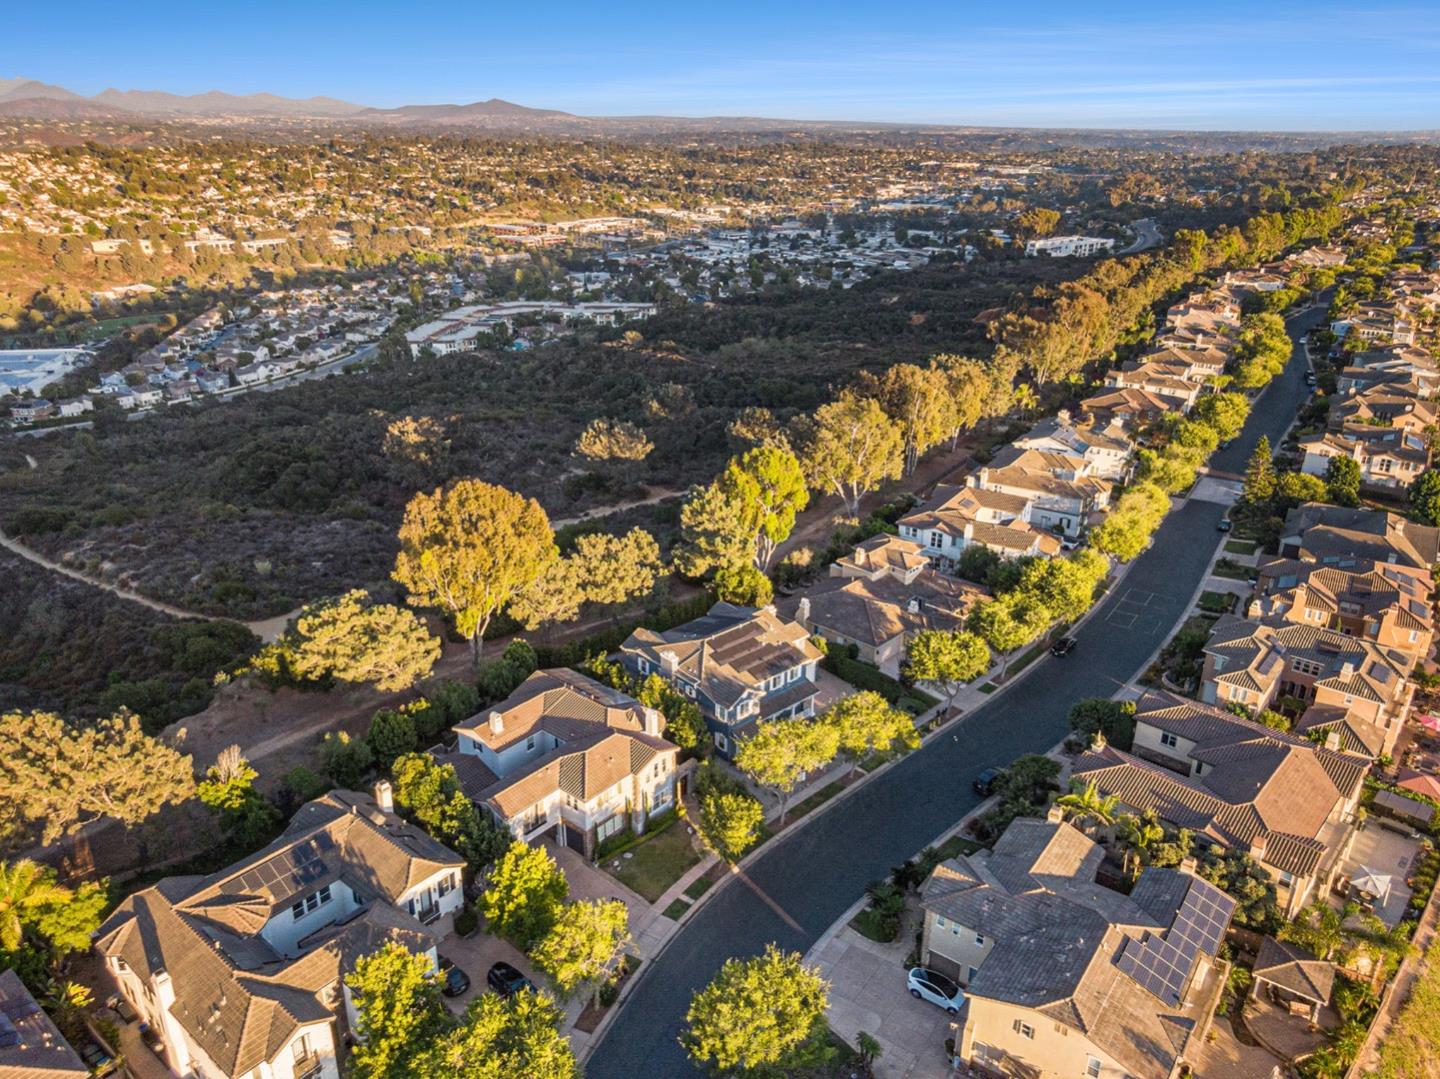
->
[1210, 558, 1252, 581]
[978, 683, 998, 694]
[1197, 590, 1236, 614]
[1224, 539, 1259, 555]
[934, 834, 982, 860]
[601, 819, 702, 902]
[683, 874, 716, 901]
[787, 780, 845, 821]
[660, 898, 691, 921]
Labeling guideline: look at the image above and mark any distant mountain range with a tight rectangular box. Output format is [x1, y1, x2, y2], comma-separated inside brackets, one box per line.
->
[0, 75, 1436, 148]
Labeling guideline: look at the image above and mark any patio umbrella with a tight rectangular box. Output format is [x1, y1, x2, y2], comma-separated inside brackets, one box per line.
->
[1351, 867, 1392, 904]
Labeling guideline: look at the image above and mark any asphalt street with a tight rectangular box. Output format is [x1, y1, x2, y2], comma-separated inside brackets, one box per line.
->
[588, 304, 1327, 1078]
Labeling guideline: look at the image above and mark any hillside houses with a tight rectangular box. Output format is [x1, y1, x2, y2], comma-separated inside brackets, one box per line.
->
[921, 816, 1234, 1079]
[796, 535, 990, 675]
[1073, 693, 1367, 916]
[436, 669, 680, 858]
[94, 787, 466, 1079]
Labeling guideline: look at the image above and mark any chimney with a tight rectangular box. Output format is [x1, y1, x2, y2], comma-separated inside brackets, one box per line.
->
[854, 545, 867, 565]
[488, 710, 504, 735]
[907, 597, 922, 614]
[643, 707, 664, 738]
[797, 597, 811, 623]
[1250, 833, 1268, 863]
[1179, 855, 1199, 876]
[1057, 408, 1072, 427]
[1339, 662, 1356, 680]
[660, 650, 679, 674]
[1325, 731, 1342, 752]
[373, 780, 394, 813]
[1046, 803, 1065, 824]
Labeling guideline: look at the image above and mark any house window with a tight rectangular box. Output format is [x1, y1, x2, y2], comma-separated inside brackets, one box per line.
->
[597, 814, 625, 842]
[293, 1035, 311, 1063]
[1160, 732, 1178, 749]
[787, 666, 801, 683]
[936, 915, 947, 928]
[975, 932, 985, 946]
[967, 966, 979, 984]
[1086, 1056, 1102, 1078]
[637, 658, 650, 675]
[714, 732, 729, 753]
[1013, 1020, 1034, 1039]
[768, 675, 783, 691]
[438, 874, 455, 896]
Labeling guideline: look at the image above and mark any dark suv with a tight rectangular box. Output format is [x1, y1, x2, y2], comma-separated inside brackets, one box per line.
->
[487, 961, 535, 998]
[973, 768, 1005, 797]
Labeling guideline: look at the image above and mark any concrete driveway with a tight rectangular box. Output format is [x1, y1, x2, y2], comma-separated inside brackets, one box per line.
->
[811, 918, 961, 1079]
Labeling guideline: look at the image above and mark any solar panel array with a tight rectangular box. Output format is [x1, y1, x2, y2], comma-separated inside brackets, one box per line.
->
[0, 991, 40, 1049]
[707, 623, 789, 680]
[223, 832, 336, 897]
[1115, 877, 1235, 1005]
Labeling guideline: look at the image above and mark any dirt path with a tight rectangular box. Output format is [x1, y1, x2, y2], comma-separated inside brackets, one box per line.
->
[550, 485, 682, 528]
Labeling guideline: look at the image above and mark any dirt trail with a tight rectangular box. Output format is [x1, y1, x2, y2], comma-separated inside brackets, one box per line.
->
[550, 485, 682, 528]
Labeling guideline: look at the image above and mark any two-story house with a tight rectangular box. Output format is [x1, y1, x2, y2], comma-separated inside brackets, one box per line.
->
[620, 602, 823, 758]
[921, 816, 1234, 1079]
[898, 483, 1063, 566]
[1250, 557, 1433, 667]
[967, 447, 1113, 539]
[94, 787, 465, 1079]
[1073, 693, 1367, 915]
[795, 535, 990, 676]
[1201, 616, 1415, 757]
[1011, 410, 1135, 481]
[1279, 503, 1440, 573]
[1299, 424, 1429, 491]
[437, 669, 679, 858]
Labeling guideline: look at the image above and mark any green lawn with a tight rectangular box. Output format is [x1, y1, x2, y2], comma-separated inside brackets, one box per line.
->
[1211, 558, 1252, 581]
[601, 820, 702, 902]
[787, 781, 845, 821]
[1224, 539, 1259, 555]
[934, 834, 983, 860]
[1198, 590, 1236, 614]
[660, 898, 690, 920]
[684, 874, 717, 901]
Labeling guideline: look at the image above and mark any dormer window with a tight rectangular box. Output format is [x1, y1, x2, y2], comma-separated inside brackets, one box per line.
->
[291, 885, 333, 920]
[526, 735, 536, 751]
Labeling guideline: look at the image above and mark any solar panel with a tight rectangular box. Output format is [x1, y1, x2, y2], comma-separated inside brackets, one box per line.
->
[1116, 876, 1237, 1005]
[0, 1013, 18, 1049]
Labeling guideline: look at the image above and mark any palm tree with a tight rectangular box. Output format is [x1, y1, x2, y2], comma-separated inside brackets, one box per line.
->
[1279, 900, 1347, 961]
[1013, 383, 1039, 420]
[1351, 915, 1415, 979]
[0, 860, 71, 951]
[1054, 779, 1120, 831]
[1117, 810, 1165, 875]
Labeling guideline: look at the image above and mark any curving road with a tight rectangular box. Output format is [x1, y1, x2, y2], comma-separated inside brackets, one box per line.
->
[587, 305, 1326, 1078]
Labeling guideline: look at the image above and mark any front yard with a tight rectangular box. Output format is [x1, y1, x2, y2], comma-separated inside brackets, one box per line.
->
[600, 817, 703, 902]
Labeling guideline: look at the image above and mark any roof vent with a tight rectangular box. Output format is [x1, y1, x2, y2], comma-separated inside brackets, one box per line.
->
[488, 711, 504, 735]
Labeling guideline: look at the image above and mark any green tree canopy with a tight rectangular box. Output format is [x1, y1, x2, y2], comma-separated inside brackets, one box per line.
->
[733, 717, 839, 823]
[799, 391, 903, 516]
[0, 859, 107, 955]
[824, 690, 921, 761]
[284, 589, 440, 692]
[531, 899, 630, 1005]
[481, 841, 569, 950]
[0, 710, 195, 845]
[393, 480, 557, 664]
[1410, 469, 1440, 526]
[720, 446, 810, 569]
[1325, 455, 1362, 507]
[904, 630, 991, 709]
[683, 944, 833, 1076]
[1243, 436, 1277, 504]
[413, 990, 578, 1079]
[347, 942, 450, 1079]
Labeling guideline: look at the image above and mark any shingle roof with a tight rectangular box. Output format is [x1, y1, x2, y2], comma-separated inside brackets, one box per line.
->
[921, 819, 1234, 1079]
[622, 602, 822, 709]
[1253, 936, 1336, 1004]
[0, 968, 88, 1078]
[453, 668, 650, 752]
[93, 790, 460, 1077]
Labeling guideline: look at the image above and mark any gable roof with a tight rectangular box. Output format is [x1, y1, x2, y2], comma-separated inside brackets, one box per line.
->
[94, 790, 460, 1077]
[921, 819, 1234, 1079]
[621, 602, 822, 708]
[453, 668, 651, 752]
[1253, 936, 1336, 1004]
[0, 969, 88, 1078]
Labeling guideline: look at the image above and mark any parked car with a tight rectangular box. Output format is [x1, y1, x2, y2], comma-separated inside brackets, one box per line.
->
[973, 767, 1005, 797]
[439, 955, 471, 997]
[1050, 636, 1077, 658]
[907, 966, 965, 1015]
[1217, 518, 1233, 533]
[487, 961, 534, 998]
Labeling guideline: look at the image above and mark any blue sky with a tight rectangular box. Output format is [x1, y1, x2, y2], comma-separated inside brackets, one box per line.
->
[9, 1, 1440, 130]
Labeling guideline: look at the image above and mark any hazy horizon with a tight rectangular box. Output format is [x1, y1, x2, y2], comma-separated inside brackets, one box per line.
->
[12, 0, 1440, 131]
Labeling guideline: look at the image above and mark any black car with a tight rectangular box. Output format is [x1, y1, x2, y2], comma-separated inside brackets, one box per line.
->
[1050, 636, 1077, 657]
[439, 956, 471, 997]
[487, 961, 535, 998]
[1217, 518, 1233, 533]
[973, 767, 1005, 797]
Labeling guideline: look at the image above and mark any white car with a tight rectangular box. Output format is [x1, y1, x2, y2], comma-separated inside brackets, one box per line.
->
[907, 966, 965, 1015]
